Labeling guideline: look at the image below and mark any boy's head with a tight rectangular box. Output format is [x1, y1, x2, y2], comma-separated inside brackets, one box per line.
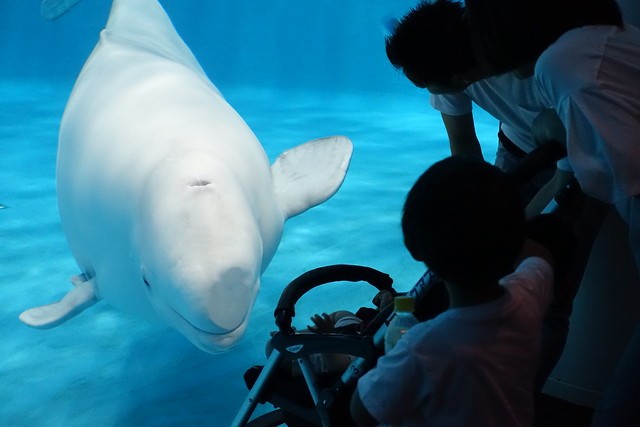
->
[385, 0, 479, 93]
[402, 156, 525, 285]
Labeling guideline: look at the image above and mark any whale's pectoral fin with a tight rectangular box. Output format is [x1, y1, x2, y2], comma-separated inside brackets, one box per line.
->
[272, 136, 353, 219]
[19, 277, 98, 329]
[40, 0, 83, 21]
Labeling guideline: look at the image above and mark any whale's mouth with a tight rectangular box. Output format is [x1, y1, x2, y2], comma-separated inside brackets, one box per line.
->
[170, 306, 242, 336]
[164, 304, 249, 353]
[143, 270, 259, 353]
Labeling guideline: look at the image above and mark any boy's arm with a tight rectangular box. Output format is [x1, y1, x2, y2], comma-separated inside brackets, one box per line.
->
[350, 388, 380, 426]
[441, 112, 484, 159]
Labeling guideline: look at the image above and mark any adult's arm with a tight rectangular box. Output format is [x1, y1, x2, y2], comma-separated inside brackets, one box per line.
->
[440, 112, 484, 159]
[525, 108, 571, 217]
[525, 168, 574, 218]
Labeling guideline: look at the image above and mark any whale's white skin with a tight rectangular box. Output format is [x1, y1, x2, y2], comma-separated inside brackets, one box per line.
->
[20, 0, 353, 353]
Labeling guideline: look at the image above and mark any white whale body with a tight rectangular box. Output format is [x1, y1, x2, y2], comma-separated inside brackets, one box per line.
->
[20, 0, 353, 352]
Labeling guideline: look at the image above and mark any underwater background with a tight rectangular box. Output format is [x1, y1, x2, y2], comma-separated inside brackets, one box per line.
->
[0, 1, 502, 425]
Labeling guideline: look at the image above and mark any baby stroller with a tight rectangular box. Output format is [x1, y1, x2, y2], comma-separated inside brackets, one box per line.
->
[231, 142, 569, 427]
[231, 264, 443, 427]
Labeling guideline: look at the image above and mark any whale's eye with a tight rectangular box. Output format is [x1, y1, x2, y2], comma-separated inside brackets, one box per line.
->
[143, 276, 151, 288]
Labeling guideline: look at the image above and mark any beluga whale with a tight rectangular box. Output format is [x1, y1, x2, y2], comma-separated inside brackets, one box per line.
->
[20, 0, 353, 353]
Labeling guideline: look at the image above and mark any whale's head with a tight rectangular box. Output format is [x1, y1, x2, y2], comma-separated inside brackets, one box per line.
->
[135, 154, 265, 353]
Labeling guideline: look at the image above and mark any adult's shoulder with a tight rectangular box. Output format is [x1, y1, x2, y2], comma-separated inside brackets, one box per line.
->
[465, 73, 520, 93]
[535, 26, 618, 93]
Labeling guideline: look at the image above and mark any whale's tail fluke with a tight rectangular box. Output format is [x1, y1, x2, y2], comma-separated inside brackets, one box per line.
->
[41, 0, 83, 21]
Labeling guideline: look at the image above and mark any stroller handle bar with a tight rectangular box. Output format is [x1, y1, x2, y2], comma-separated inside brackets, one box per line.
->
[274, 264, 395, 334]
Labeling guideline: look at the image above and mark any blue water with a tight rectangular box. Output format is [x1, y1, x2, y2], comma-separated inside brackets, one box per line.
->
[0, 2, 498, 425]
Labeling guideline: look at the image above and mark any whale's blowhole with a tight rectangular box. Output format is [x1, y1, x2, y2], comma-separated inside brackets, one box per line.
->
[190, 180, 212, 187]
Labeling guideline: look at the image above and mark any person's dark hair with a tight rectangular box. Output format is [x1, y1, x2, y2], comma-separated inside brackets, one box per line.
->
[385, 0, 477, 86]
[465, 0, 623, 75]
[402, 156, 525, 285]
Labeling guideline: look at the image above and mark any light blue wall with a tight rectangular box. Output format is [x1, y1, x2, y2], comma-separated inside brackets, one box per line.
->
[0, 0, 420, 94]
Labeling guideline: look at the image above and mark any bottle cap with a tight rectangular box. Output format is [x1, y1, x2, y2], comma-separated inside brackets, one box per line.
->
[394, 296, 415, 313]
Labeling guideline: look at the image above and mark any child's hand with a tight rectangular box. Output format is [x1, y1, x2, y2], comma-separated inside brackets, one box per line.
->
[308, 313, 335, 333]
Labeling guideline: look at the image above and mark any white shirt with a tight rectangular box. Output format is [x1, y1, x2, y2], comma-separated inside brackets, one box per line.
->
[534, 24, 640, 203]
[430, 73, 550, 154]
[357, 258, 553, 427]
